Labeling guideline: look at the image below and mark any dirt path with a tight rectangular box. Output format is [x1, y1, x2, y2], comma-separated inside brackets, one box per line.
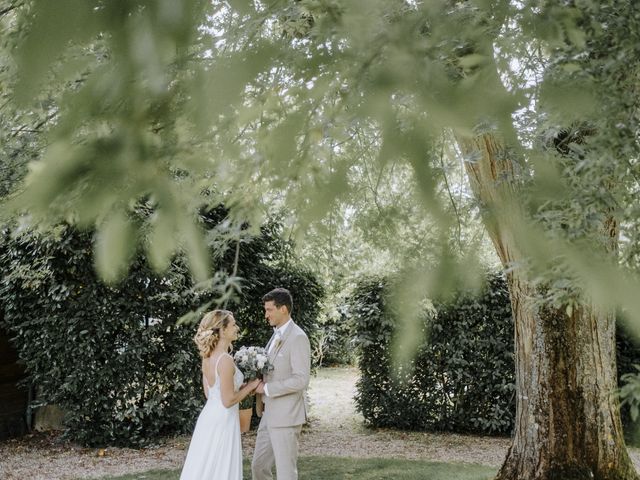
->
[0, 367, 638, 479]
[298, 367, 510, 466]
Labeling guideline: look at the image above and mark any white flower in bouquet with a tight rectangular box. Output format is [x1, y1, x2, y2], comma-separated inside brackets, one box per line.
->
[234, 346, 273, 380]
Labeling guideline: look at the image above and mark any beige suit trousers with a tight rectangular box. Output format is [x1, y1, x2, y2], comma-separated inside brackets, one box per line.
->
[251, 416, 302, 480]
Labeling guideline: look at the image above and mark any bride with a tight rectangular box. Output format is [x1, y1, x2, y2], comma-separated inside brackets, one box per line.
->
[180, 309, 260, 480]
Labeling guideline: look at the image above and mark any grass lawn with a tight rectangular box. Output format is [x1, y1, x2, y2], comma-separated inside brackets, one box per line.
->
[94, 456, 497, 479]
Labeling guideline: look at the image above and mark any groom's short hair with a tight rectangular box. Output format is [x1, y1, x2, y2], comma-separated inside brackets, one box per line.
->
[262, 288, 293, 313]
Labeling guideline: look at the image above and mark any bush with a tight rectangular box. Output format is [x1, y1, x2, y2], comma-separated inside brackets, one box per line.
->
[616, 318, 640, 444]
[350, 272, 640, 437]
[0, 215, 323, 447]
[0, 226, 202, 446]
[204, 216, 324, 354]
[311, 303, 356, 367]
[350, 272, 514, 435]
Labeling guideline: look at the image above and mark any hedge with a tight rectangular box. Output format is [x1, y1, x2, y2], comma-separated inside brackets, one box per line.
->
[0, 213, 323, 447]
[350, 272, 640, 437]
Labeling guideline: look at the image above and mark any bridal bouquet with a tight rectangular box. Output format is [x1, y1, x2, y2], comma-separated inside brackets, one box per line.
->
[234, 346, 273, 380]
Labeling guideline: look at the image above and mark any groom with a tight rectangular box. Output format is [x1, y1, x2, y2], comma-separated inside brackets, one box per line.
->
[252, 288, 310, 480]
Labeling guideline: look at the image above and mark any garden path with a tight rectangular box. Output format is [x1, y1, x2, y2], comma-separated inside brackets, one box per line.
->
[1, 367, 639, 479]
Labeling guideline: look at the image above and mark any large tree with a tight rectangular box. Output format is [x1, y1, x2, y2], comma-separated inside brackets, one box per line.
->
[4, 1, 640, 478]
[450, 3, 640, 477]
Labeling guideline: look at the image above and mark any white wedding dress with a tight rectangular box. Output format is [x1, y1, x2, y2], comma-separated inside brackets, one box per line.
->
[180, 353, 245, 480]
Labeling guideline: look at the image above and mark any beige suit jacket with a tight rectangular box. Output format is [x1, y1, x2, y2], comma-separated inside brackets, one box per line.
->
[257, 321, 310, 428]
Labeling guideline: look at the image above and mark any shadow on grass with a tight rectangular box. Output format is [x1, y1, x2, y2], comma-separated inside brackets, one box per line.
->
[94, 456, 497, 480]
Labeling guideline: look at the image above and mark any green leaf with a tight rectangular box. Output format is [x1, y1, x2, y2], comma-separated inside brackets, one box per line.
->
[147, 211, 178, 273]
[15, 0, 97, 101]
[181, 218, 211, 283]
[94, 211, 136, 283]
[458, 54, 487, 70]
[227, 0, 254, 15]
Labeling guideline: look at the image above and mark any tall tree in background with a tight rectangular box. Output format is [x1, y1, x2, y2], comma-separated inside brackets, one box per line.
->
[450, 3, 640, 477]
[4, 1, 640, 478]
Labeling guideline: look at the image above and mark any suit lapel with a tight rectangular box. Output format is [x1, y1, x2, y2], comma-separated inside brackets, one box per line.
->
[270, 321, 295, 360]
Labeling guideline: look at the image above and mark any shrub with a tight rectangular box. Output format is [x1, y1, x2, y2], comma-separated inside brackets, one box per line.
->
[311, 303, 356, 367]
[0, 226, 202, 446]
[350, 272, 640, 437]
[616, 317, 640, 444]
[0, 215, 323, 446]
[350, 272, 515, 435]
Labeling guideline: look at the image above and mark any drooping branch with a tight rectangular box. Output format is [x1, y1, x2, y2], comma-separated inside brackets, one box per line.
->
[0, 2, 22, 19]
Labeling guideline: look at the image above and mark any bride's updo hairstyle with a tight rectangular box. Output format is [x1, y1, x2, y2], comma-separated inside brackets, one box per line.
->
[194, 309, 233, 358]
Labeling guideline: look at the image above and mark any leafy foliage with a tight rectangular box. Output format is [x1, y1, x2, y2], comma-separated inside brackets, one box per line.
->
[0, 225, 200, 446]
[0, 213, 323, 447]
[0, 1, 526, 286]
[0, 3, 54, 202]
[351, 273, 640, 436]
[4, 1, 640, 321]
[350, 273, 515, 435]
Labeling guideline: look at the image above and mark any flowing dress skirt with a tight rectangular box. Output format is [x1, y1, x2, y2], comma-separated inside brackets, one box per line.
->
[180, 381, 243, 479]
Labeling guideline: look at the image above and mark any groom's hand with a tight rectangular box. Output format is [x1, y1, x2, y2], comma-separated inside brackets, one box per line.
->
[255, 381, 265, 394]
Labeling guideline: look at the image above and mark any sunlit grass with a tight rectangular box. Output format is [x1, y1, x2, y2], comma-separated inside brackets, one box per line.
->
[93, 456, 497, 480]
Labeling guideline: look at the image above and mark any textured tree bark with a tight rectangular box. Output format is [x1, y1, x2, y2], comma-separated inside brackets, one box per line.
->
[456, 133, 638, 480]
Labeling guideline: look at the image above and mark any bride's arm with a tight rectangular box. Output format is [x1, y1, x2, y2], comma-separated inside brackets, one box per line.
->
[219, 355, 260, 408]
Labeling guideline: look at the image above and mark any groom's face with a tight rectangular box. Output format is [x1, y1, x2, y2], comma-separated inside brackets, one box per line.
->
[264, 300, 288, 328]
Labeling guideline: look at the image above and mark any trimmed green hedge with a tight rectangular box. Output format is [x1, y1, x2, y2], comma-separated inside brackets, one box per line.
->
[350, 272, 640, 436]
[0, 226, 200, 446]
[0, 214, 323, 447]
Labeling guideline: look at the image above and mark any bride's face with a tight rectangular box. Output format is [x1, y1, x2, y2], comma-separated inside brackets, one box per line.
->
[222, 317, 240, 342]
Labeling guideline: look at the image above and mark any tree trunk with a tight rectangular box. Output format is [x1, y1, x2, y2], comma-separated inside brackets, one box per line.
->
[457, 133, 638, 480]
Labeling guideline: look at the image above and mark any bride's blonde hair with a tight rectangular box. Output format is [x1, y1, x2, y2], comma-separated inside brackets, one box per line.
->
[194, 309, 234, 358]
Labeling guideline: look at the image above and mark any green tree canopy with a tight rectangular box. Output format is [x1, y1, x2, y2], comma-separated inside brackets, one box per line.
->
[3, 2, 640, 476]
[2, 1, 638, 313]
